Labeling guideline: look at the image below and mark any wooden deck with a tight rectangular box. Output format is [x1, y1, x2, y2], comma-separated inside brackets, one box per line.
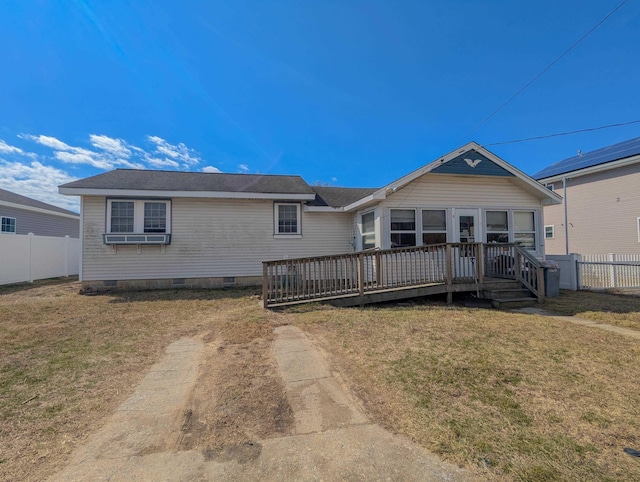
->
[262, 243, 545, 308]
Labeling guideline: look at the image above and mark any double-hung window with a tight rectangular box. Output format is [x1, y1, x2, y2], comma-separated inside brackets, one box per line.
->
[390, 209, 416, 247]
[545, 225, 554, 239]
[275, 203, 301, 236]
[422, 210, 446, 244]
[1, 216, 16, 233]
[361, 211, 375, 250]
[514, 211, 536, 250]
[486, 211, 509, 243]
[107, 199, 171, 234]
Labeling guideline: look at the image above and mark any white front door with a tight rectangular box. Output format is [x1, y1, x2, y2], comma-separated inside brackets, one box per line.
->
[455, 209, 479, 243]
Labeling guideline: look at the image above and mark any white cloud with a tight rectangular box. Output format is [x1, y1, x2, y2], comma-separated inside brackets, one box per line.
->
[147, 157, 180, 168]
[0, 139, 27, 155]
[147, 135, 201, 165]
[331, 177, 338, 182]
[0, 160, 79, 212]
[22, 134, 74, 151]
[89, 134, 131, 158]
[202, 165, 221, 173]
[237, 163, 249, 172]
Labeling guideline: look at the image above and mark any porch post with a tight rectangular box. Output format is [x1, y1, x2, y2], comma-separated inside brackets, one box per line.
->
[262, 262, 269, 308]
[445, 244, 453, 304]
[476, 243, 484, 284]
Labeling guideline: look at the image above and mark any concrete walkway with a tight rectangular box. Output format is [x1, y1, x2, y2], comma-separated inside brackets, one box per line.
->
[49, 328, 472, 481]
[514, 307, 640, 340]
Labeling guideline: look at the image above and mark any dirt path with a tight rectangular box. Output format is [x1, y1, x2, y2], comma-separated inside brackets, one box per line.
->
[49, 326, 471, 481]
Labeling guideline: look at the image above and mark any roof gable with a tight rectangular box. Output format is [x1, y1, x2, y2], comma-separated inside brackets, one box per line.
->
[431, 149, 514, 177]
[534, 137, 640, 180]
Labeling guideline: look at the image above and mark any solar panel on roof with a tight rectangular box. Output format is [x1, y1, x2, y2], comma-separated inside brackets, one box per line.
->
[533, 137, 640, 179]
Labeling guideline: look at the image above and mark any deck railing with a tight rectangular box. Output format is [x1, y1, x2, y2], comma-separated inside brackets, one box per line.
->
[263, 243, 544, 307]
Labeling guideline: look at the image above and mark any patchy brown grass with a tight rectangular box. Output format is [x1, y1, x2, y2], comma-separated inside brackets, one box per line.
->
[543, 290, 640, 331]
[287, 299, 640, 481]
[3, 281, 640, 481]
[0, 280, 291, 481]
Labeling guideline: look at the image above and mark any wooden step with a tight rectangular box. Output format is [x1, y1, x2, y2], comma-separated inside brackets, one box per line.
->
[491, 297, 537, 310]
[484, 288, 531, 300]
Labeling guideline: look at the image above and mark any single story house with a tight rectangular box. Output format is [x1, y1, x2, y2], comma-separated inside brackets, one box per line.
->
[0, 187, 79, 238]
[59, 142, 561, 291]
[534, 137, 640, 255]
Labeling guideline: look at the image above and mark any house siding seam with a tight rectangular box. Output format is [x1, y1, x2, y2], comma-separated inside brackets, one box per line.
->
[81, 196, 353, 281]
[543, 163, 640, 255]
[0, 205, 79, 237]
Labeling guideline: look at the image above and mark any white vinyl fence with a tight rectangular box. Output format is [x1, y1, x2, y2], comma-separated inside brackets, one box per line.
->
[578, 254, 640, 289]
[0, 233, 80, 285]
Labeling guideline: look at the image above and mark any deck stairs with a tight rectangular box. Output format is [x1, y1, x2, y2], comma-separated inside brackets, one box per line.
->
[481, 282, 537, 310]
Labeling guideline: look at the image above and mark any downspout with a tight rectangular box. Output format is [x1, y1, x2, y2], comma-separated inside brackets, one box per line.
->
[563, 176, 569, 255]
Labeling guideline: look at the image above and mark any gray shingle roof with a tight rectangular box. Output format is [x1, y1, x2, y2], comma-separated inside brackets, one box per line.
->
[59, 169, 316, 195]
[533, 137, 640, 180]
[309, 186, 378, 208]
[0, 187, 79, 216]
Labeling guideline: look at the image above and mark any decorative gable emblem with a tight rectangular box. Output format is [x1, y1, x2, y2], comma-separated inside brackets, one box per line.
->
[464, 158, 482, 168]
[431, 149, 514, 177]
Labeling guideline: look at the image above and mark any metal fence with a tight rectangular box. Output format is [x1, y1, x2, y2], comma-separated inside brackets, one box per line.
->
[578, 254, 640, 289]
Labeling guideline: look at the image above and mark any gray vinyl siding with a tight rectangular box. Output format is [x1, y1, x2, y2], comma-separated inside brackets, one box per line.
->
[542, 163, 640, 255]
[0, 205, 79, 237]
[81, 196, 353, 281]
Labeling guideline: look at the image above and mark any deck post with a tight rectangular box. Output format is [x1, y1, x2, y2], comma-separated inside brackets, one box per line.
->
[375, 251, 382, 287]
[262, 262, 269, 308]
[445, 244, 453, 304]
[476, 243, 484, 284]
[357, 252, 365, 306]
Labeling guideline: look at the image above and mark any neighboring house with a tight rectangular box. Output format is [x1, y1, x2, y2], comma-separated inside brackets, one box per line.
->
[534, 137, 640, 255]
[0, 187, 79, 237]
[59, 141, 561, 291]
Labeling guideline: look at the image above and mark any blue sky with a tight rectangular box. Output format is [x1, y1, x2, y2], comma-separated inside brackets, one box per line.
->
[1, 0, 638, 212]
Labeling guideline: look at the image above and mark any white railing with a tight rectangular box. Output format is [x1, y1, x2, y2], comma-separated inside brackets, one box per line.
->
[0, 233, 79, 285]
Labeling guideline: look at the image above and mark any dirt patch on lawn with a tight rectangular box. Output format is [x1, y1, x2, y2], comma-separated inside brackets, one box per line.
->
[176, 327, 295, 454]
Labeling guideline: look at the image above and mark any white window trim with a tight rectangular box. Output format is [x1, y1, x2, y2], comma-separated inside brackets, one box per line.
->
[360, 210, 376, 250]
[106, 199, 171, 234]
[513, 210, 537, 251]
[390, 208, 417, 247]
[545, 225, 555, 240]
[421, 209, 447, 245]
[485, 210, 510, 244]
[1, 216, 16, 234]
[274, 202, 302, 238]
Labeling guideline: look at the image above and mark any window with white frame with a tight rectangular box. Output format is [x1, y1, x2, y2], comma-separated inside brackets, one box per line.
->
[390, 209, 416, 247]
[1, 216, 16, 233]
[486, 211, 509, 243]
[361, 211, 375, 250]
[514, 211, 536, 250]
[422, 209, 446, 244]
[107, 200, 170, 233]
[275, 203, 301, 235]
[545, 225, 554, 239]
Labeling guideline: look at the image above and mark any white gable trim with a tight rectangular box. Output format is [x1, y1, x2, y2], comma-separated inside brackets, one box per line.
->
[0, 200, 79, 220]
[344, 142, 562, 211]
